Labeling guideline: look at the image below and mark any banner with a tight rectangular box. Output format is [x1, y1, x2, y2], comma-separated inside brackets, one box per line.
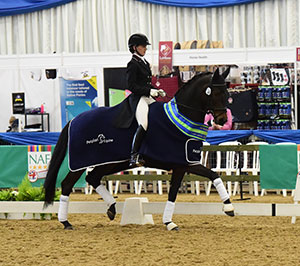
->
[60, 76, 98, 127]
[27, 145, 52, 183]
[12, 92, 25, 114]
[260, 144, 298, 189]
[158, 41, 173, 76]
[0, 145, 85, 188]
[108, 89, 131, 107]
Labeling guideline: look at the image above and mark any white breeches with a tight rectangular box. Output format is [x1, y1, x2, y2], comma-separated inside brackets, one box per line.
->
[136, 96, 155, 130]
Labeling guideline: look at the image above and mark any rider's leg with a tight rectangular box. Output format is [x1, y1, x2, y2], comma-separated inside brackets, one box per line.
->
[129, 96, 154, 167]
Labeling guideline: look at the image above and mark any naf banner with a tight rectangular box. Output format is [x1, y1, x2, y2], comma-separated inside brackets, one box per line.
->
[27, 145, 52, 184]
[60, 76, 98, 127]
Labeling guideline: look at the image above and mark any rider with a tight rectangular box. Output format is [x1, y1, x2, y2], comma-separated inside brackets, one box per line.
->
[127, 33, 165, 167]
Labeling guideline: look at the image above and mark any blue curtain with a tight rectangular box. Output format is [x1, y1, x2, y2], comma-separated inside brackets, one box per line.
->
[137, 0, 264, 8]
[0, 0, 77, 17]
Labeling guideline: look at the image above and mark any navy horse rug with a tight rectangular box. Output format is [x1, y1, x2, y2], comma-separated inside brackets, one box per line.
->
[68, 99, 209, 171]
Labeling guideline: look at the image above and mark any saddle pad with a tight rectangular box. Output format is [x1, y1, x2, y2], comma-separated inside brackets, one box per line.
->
[69, 102, 203, 171]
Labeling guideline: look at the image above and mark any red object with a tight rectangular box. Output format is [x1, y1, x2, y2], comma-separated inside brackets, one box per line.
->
[297, 47, 300, 62]
[159, 41, 173, 76]
[40, 104, 44, 113]
[151, 76, 179, 102]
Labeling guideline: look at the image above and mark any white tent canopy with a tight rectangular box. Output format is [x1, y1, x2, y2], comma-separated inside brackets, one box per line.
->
[0, 0, 299, 55]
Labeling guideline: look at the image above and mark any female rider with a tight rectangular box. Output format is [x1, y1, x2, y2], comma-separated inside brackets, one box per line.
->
[126, 33, 165, 167]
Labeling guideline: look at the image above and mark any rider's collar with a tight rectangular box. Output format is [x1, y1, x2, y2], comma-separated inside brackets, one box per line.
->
[133, 53, 147, 64]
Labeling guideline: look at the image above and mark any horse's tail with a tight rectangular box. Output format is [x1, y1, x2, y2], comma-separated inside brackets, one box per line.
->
[44, 121, 70, 207]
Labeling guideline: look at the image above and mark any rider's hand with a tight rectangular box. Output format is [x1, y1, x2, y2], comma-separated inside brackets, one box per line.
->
[158, 89, 166, 97]
[150, 89, 159, 97]
[212, 122, 222, 130]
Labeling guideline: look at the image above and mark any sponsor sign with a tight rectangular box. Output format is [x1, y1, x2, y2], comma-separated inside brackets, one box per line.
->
[158, 41, 173, 76]
[60, 76, 98, 127]
[12, 92, 25, 114]
[27, 145, 52, 183]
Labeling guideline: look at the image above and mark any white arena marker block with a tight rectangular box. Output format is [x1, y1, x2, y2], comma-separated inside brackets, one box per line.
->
[120, 197, 154, 226]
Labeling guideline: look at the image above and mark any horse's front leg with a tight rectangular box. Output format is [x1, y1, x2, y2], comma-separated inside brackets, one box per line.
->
[163, 168, 186, 231]
[188, 164, 234, 216]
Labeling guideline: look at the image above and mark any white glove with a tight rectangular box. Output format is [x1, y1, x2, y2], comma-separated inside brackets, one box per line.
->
[150, 89, 159, 97]
[158, 89, 166, 97]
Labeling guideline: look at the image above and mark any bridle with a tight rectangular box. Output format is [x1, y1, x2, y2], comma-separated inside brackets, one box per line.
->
[175, 81, 228, 119]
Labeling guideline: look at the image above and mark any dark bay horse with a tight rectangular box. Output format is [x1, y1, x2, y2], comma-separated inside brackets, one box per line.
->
[44, 68, 234, 231]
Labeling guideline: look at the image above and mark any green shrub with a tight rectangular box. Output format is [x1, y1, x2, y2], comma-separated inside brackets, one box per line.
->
[0, 189, 17, 201]
[0, 175, 61, 201]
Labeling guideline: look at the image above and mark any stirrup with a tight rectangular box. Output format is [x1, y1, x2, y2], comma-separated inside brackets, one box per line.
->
[129, 153, 144, 167]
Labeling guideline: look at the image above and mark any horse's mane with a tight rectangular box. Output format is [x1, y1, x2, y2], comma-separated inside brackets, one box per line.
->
[175, 72, 212, 97]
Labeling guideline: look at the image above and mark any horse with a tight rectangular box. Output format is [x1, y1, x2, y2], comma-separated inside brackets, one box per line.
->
[44, 67, 234, 231]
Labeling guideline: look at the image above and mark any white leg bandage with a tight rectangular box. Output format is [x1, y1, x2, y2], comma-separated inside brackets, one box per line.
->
[58, 195, 69, 222]
[163, 201, 175, 224]
[213, 178, 230, 202]
[95, 185, 116, 206]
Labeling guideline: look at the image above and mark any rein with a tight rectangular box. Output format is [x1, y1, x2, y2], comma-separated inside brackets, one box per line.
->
[169, 81, 227, 117]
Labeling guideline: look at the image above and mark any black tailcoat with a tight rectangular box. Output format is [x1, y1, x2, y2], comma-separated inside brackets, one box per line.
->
[114, 54, 153, 128]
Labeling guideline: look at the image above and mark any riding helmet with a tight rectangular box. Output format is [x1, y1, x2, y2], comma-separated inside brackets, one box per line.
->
[128, 33, 151, 53]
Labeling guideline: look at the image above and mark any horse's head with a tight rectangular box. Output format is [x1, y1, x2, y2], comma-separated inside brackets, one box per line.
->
[175, 67, 230, 125]
[205, 68, 230, 125]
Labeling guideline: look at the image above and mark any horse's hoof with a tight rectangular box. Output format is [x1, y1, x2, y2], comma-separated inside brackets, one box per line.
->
[107, 203, 116, 221]
[225, 211, 235, 217]
[61, 220, 73, 230]
[223, 203, 235, 217]
[165, 222, 179, 231]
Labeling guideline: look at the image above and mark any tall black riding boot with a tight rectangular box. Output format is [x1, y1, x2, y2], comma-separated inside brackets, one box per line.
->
[129, 125, 146, 167]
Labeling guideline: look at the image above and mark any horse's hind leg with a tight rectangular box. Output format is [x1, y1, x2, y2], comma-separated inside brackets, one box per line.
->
[85, 162, 129, 221]
[163, 168, 186, 231]
[59, 169, 85, 230]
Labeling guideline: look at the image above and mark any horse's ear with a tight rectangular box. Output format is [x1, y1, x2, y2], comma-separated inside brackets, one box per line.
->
[221, 66, 231, 80]
[212, 68, 221, 84]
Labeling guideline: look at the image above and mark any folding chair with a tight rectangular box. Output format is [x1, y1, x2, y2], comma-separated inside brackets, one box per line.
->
[211, 141, 241, 196]
[238, 141, 268, 196]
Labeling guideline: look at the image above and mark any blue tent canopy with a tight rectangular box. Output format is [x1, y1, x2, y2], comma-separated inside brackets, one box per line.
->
[0, 0, 77, 17]
[136, 0, 265, 8]
[1, 130, 300, 145]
